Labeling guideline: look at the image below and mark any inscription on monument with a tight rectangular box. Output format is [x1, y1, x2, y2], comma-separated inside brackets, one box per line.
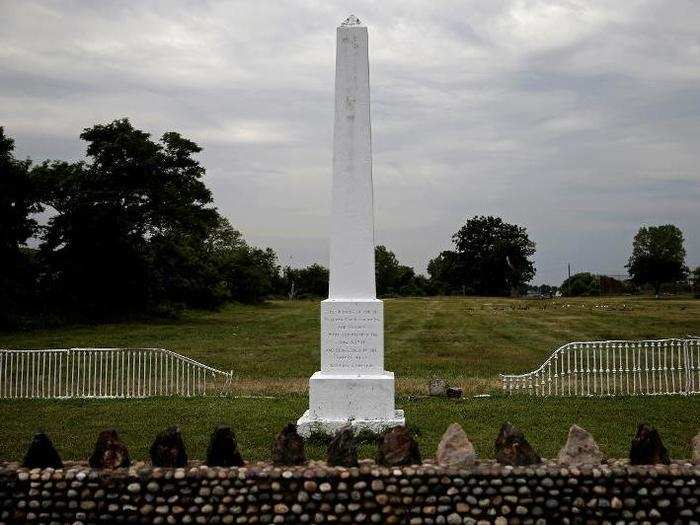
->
[321, 301, 383, 373]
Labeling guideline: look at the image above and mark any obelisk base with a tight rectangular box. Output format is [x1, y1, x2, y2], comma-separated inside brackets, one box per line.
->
[297, 371, 405, 437]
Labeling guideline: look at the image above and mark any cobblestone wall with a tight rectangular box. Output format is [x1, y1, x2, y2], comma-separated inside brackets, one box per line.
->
[1, 460, 699, 524]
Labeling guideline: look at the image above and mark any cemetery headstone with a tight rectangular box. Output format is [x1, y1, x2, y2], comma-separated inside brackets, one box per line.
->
[428, 378, 448, 396]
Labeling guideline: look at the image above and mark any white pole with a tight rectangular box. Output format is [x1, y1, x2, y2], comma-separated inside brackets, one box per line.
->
[1, 352, 6, 398]
[138, 350, 142, 397]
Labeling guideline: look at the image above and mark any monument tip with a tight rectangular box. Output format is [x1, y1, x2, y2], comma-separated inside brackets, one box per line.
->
[340, 14, 363, 27]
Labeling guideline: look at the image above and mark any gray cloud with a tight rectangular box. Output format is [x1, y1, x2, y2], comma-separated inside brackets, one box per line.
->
[2, 0, 699, 284]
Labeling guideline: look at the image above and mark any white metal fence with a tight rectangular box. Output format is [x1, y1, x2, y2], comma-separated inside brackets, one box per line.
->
[501, 338, 700, 396]
[0, 348, 233, 399]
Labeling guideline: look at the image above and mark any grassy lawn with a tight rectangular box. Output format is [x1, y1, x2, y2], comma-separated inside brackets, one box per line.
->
[0, 296, 698, 461]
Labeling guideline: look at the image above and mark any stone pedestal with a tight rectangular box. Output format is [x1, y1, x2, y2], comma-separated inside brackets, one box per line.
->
[297, 16, 404, 437]
[298, 299, 404, 436]
[298, 372, 403, 436]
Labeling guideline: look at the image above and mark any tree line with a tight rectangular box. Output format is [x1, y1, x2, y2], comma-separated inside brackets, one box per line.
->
[2, 120, 697, 327]
[560, 224, 696, 297]
[1, 120, 282, 327]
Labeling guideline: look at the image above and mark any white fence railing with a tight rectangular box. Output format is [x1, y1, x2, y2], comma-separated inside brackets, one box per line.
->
[501, 338, 700, 396]
[0, 348, 233, 399]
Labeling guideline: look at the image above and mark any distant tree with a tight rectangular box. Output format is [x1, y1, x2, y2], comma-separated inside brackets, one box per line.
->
[427, 250, 461, 295]
[525, 284, 558, 296]
[560, 274, 624, 297]
[226, 246, 280, 303]
[428, 216, 536, 296]
[412, 274, 432, 296]
[283, 264, 329, 299]
[375, 245, 422, 297]
[560, 272, 601, 297]
[626, 225, 688, 297]
[537, 284, 558, 296]
[211, 219, 280, 304]
[598, 275, 625, 295]
[561, 273, 585, 297]
[278, 246, 427, 300]
[0, 127, 41, 325]
[149, 217, 227, 310]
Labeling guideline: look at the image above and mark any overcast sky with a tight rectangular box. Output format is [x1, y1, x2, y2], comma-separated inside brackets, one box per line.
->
[2, 1, 699, 284]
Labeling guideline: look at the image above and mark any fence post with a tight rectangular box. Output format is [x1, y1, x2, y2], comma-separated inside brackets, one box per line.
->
[683, 339, 690, 395]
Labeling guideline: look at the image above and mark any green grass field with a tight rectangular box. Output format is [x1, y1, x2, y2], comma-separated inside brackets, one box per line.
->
[0, 296, 698, 462]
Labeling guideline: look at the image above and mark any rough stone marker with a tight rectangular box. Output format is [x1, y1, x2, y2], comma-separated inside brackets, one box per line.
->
[297, 15, 405, 436]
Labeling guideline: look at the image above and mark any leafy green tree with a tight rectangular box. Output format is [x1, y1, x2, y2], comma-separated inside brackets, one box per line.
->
[626, 225, 688, 297]
[212, 218, 280, 304]
[1, 119, 289, 323]
[537, 284, 558, 296]
[0, 127, 38, 253]
[598, 275, 625, 295]
[283, 264, 329, 299]
[524, 284, 558, 296]
[35, 118, 221, 315]
[426, 250, 461, 295]
[560, 273, 599, 297]
[560, 273, 628, 297]
[0, 127, 41, 325]
[428, 216, 536, 296]
[411, 274, 432, 296]
[375, 245, 421, 297]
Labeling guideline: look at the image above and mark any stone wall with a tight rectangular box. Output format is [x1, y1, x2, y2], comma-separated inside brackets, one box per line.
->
[2, 460, 699, 524]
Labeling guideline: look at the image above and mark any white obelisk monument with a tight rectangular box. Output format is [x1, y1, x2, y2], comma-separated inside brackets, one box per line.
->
[297, 15, 405, 436]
